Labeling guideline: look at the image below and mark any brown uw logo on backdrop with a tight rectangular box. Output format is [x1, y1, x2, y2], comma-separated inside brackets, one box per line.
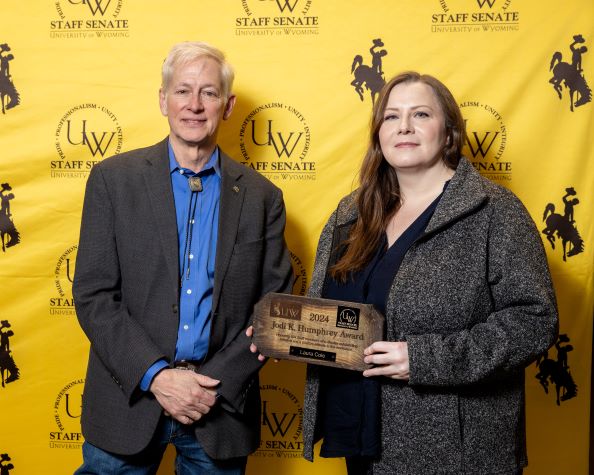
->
[53, 103, 123, 178]
[350, 38, 387, 106]
[50, 0, 129, 39]
[0, 320, 20, 388]
[50, 246, 77, 316]
[535, 334, 577, 405]
[431, 0, 520, 33]
[289, 251, 307, 296]
[235, 0, 319, 36]
[549, 35, 591, 112]
[459, 101, 511, 181]
[239, 103, 314, 181]
[0, 44, 20, 114]
[254, 384, 303, 457]
[542, 188, 584, 262]
[50, 379, 85, 449]
[0, 183, 21, 253]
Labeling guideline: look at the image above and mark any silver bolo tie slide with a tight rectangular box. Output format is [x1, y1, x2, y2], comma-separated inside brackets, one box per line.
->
[188, 176, 203, 192]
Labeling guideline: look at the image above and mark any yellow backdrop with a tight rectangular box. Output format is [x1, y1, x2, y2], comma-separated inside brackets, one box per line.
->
[1, 1, 592, 474]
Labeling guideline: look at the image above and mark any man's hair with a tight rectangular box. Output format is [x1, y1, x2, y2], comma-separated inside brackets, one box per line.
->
[161, 41, 234, 99]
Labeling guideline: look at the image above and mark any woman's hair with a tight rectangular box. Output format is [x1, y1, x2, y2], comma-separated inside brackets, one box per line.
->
[161, 41, 234, 99]
[330, 71, 466, 282]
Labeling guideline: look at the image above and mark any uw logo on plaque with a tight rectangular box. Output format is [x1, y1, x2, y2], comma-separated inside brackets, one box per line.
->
[0, 44, 21, 114]
[350, 38, 388, 105]
[50, 379, 85, 449]
[53, 103, 123, 178]
[50, 0, 129, 39]
[1, 183, 21, 252]
[235, 0, 319, 36]
[289, 251, 307, 296]
[431, 0, 520, 33]
[459, 101, 510, 181]
[50, 245, 77, 316]
[255, 384, 303, 457]
[1, 320, 20, 388]
[541, 187, 584, 262]
[336, 306, 360, 331]
[0, 454, 14, 474]
[270, 299, 302, 320]
[549, 34, 591, 112]
[239, 103, 314, 181]
[535, 334, 577, 406]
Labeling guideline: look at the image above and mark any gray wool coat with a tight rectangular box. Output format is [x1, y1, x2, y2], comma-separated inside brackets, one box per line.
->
[302, 157, 558, 474]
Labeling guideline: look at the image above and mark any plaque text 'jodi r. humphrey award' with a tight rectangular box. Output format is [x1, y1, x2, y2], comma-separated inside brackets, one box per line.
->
[253, 293, 385, 371]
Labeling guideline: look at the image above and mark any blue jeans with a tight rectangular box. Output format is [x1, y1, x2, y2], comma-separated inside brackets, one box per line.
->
[75, 417, 247, 475]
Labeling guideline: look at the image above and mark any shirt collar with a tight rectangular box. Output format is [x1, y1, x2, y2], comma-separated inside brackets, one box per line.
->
[168, 141, 221, 177]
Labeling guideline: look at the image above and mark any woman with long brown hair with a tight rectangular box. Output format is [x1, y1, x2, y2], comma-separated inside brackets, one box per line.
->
[299, 72, 558, 474]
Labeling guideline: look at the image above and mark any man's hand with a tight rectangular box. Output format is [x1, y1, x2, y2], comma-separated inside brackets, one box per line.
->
[149, 369, 220, 425]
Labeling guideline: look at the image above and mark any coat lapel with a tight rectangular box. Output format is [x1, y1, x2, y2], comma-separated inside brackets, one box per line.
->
[424, 157, 488, 236]
[142, 138, 179, 287]
[212, 151, 245, 310]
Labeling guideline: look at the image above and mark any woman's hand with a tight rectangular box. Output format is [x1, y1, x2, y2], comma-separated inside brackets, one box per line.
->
[362, 341, 410, 380]
[245, 326, 266, 362]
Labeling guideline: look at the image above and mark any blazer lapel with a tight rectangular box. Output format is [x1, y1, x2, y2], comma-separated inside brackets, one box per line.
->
[213, 151, 245, 310]
[142, 139, 179, 287]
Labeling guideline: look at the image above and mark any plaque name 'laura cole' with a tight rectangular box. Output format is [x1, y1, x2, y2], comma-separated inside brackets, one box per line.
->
[252, 293, 385, 371]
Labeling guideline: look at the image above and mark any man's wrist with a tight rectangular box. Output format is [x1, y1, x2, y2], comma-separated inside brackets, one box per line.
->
[140, 360, 169, 392]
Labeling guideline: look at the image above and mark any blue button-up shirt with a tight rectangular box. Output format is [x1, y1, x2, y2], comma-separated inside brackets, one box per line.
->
[140, 143, 220, 390]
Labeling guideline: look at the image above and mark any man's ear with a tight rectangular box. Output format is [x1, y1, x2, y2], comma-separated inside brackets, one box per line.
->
[159, 88, 168, 116]
[223, 94, 236, 120]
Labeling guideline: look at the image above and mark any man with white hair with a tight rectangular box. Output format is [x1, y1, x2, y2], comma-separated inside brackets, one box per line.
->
[74, 41, 293, 474]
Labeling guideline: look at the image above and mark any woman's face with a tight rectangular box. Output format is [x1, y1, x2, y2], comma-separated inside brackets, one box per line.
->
[378, 81, 447, 173]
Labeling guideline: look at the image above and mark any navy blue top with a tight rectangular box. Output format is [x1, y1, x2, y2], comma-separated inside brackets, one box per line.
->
[319, 186, 446, 458]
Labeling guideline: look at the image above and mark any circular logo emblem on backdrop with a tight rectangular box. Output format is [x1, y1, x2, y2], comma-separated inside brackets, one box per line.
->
[289, 251, 307, 296]
[235, 0, 319, 36]
[50, 0, 129, 39]
[53, 104, 123, 178]
[239, 103, 314, 181]
[254, 384, 303, 457]
[459, 101, 511, 182]
[50, 379, 85, 449]
[50, 245, 77, 316]
[431, 0, 520, 33]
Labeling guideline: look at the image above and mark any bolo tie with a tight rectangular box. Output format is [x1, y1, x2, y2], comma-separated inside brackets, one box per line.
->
[181, 175, 203, 282]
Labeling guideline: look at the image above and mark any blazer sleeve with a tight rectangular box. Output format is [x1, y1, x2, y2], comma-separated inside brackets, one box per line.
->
[407, 192, 559, 386]
[199, 186, 293, 413]
[73, 165, 167, 401]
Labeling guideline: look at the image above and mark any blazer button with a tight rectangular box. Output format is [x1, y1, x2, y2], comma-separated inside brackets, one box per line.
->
[172, 304, 178, 314]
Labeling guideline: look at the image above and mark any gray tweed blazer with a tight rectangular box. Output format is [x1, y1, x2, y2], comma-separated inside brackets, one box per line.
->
[302, 157, 558, 474]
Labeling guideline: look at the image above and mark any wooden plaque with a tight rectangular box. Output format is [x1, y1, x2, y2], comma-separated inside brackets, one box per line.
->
[253, 293, 385, 371]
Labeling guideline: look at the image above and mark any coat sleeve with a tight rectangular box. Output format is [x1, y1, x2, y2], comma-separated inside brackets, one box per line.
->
[199, 186, 293, 413]
[73, 165, 167, 401]
[407, 192, 559, 387]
